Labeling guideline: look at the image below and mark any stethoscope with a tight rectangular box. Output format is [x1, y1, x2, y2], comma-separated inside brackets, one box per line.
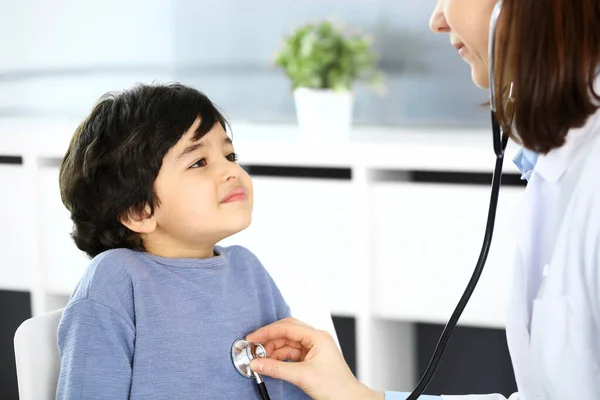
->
[231, 338, 272, 400]
[230, 2, 510, 399]
[405, 2, 510, 399]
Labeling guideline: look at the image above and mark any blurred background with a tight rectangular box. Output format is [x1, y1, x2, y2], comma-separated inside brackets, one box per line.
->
[0, 0, 523, 399]
[0, 0, 489, 125]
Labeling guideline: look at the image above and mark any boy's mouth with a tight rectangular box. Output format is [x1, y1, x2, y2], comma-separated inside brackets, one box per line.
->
[221, 187, 247, 203]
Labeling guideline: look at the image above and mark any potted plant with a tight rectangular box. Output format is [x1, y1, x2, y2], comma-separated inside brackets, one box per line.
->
[274, 20, 383, 140]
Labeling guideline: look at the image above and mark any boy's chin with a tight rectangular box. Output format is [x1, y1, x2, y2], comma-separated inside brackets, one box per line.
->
[218, 215, 253, 240]
[233, 214, 253, 233]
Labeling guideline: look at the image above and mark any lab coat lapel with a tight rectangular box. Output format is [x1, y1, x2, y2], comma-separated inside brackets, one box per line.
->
[505, 205, 536, 394]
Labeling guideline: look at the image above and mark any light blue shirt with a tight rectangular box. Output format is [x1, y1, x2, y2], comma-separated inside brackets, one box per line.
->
[56, 245, 308, 400]
[512, 147, 539, 181]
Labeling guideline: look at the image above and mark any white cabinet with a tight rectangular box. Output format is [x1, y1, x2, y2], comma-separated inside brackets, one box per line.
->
[0, 165, 33, 291]
[34, 167, 358, 314]
[221, 176, 356, 316]
[0, 120, 530, 389]
[38, 167, 89, 295]
[372, 182, 525, 328]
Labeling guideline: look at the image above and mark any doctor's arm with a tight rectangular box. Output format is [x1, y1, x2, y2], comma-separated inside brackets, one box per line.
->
[56, 299, 134, 400]
[247, 318, 522, 400]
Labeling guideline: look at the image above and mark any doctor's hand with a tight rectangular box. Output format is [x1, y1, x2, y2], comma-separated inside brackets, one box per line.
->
[247, 318, 383, 400]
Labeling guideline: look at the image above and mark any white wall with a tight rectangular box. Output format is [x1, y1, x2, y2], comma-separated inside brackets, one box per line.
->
[0, 0, 176, 116]
[0, 0, 174, 70]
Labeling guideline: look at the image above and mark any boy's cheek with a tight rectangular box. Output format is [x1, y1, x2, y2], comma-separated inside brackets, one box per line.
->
[246, 183, 255, 209]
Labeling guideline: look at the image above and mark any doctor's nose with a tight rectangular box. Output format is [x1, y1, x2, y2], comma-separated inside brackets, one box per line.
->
[430, 2, 450, 33]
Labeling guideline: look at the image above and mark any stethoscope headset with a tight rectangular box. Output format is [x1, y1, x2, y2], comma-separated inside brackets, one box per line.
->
[231, 2, 511, 399]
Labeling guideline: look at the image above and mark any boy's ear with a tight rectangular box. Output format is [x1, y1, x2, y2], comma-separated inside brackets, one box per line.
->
[120, 204, 157, 234]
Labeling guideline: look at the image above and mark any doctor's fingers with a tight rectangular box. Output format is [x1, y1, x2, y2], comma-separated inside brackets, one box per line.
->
[268, 345, 309, 362]
[246, 317, 321, 348]
[249, 357, 305, 389]
[262, 337, 306, 356]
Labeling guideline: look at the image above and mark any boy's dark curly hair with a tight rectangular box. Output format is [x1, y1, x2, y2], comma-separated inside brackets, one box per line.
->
[59, 83, 228, 258]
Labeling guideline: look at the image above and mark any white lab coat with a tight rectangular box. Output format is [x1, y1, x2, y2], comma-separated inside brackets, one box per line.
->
[444, 107, 600, 399]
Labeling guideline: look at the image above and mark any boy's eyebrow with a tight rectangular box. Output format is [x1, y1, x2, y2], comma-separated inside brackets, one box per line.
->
[176, 142, 204, 162]
[175, 137, 233, 162]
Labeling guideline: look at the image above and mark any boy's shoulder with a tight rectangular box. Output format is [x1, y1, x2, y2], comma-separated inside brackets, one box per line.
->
[220, 245, 291, 318]
[68, 248, 145, 308]
[220, 244, 261, 264]
[219, 245, 273, 278]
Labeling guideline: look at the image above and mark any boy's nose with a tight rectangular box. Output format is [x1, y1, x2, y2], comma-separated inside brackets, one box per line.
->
[220, 160, 242, 182]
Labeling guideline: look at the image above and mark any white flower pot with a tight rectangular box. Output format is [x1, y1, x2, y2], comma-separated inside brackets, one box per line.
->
[293, 87, 354, 141]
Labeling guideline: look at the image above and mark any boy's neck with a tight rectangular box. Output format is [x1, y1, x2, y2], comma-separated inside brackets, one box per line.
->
[143, 242, 217, 259]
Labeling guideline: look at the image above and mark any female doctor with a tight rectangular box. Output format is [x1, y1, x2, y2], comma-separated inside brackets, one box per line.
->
[246, 0, 600, 399]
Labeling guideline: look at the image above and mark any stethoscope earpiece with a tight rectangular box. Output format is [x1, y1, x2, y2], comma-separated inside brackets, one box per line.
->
[489, 0, 510, 158]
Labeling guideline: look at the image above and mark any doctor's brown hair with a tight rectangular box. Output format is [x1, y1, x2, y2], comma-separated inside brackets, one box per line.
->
[494, 0, 600, 154]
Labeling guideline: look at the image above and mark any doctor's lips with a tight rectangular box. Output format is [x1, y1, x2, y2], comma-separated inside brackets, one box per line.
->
[221, 187, 247, 203]
[452, 41, 467, 58]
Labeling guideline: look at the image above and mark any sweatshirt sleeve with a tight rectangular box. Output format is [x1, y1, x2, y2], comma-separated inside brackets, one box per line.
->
[56, 299, 135, 400]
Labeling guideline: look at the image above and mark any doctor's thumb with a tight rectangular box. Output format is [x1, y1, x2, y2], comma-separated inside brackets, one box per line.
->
[250, 358, 303, 386]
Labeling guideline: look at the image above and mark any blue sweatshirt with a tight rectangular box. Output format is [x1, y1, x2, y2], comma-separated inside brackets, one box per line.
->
[56, 245, 308, 400]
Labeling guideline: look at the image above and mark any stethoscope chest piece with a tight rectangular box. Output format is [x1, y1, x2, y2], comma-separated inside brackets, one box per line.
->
[231, 338, 267, 379]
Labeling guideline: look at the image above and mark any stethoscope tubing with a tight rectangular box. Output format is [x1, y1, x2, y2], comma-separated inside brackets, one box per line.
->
[232, 3, 508, 399]
[406, 2, 508, 398]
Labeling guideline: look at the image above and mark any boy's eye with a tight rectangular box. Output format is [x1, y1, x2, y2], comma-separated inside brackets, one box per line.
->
[189, 153, 237, 169]
[189, 158, 207, 169]
[226, 152, 239, 162]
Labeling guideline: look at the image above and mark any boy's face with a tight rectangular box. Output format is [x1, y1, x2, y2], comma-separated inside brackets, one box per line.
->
[141, 118, 253, 258]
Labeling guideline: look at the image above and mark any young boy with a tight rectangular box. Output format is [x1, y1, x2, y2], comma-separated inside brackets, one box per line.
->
[56, 83, 308, 399]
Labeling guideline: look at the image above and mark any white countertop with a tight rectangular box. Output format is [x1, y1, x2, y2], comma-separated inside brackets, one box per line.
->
[0, 118, 522, 173]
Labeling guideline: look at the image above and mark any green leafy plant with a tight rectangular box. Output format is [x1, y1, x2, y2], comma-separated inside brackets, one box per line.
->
[274, 20, 384, 92]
